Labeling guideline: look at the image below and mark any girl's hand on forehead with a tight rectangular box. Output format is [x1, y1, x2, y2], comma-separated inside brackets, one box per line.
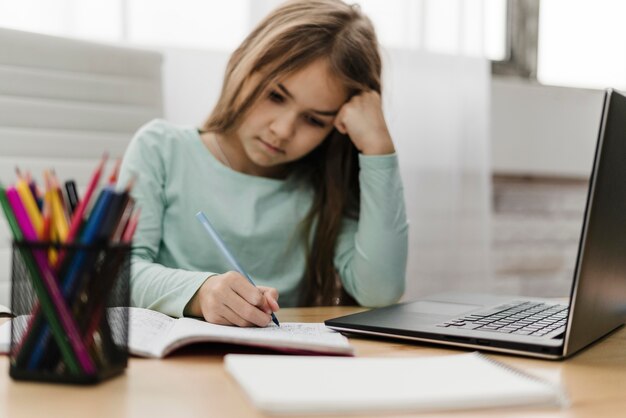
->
[334, 91, 395, 155]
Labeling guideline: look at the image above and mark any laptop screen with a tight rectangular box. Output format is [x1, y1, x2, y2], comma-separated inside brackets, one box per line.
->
[565, 89, 626, 355]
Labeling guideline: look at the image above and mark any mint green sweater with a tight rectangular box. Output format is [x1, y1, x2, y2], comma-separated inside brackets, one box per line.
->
[118, 119, 408, 317]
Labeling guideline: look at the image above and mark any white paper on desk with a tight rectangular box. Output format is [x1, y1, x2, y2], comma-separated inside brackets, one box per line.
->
[225, 352, 568, 415]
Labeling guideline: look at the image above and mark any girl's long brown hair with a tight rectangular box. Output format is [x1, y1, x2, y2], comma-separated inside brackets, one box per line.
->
[203, 0, 382, 306]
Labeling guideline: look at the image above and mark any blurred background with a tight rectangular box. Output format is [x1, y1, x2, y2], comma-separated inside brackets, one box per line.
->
[0, 0, 618, 307]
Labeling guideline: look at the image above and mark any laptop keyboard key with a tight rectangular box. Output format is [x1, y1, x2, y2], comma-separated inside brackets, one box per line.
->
[439, 301, 569, 338]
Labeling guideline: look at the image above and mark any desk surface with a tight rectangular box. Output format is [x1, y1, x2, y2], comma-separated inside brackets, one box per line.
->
[1, 307, 625, 418]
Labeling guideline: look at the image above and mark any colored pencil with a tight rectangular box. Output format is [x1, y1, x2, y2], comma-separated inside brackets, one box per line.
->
[67, 153, 108, 243]
[15, 180, 43, 239]
[54, 153, 107, 269]
[64, 180, 79, 214]
[5, 187, 94, 374]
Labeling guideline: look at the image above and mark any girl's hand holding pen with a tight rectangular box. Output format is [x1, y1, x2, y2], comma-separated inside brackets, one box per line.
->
[186, 272, 280, 327]
[334, 90, 395, 156]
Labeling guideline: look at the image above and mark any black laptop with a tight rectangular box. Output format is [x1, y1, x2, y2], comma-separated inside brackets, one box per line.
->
[326, 89, 626, 359]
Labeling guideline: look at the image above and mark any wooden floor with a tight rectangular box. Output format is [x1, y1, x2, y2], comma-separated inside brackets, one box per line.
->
[491, 175, 589, 297]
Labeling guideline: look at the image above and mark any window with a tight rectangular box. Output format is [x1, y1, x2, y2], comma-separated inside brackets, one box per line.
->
[537, 0, 626, 90]
[492, 0, 626, 90]
[358, 0, 507, 60]
[127, 0, 249, 50]
[0, 0, 122, 42]
[0, 0, 249, 51]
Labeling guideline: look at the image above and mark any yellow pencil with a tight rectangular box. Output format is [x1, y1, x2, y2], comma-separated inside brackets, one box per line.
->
[42, 192, 58, 263]
[46, 171, 69, 242]
[16, 179, 44, 239]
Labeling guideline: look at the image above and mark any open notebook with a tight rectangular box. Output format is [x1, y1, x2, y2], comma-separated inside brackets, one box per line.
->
[225, 352, 568, 414]
[127, 307, 353, 357]
[0, 307, 353, 357]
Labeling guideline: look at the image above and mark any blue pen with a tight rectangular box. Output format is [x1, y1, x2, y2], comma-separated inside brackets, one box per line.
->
[195, 211, 280, 326]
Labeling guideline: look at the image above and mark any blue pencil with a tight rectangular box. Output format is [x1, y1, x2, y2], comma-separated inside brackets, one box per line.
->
[27, 188, 115, 369]
[195, 211, 280, 326]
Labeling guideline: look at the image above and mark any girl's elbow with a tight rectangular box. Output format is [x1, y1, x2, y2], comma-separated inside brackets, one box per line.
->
[354, 278, 405, 308]
[379, 281, 405, 306]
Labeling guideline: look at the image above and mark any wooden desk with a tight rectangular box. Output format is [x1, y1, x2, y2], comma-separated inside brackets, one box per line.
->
[1, 307, 625, 418]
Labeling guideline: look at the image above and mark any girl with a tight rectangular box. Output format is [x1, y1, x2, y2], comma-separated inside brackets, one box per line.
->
[118, 0, 408, 327]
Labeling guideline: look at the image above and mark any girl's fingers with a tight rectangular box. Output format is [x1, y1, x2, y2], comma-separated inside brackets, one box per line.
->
[202, 273, 276, 327]
[266, 295, 280, 312]
[258, 286, 279, 301]
[215, 314, 235, 326]
[221, 305, 260, 328]
[335, 122, 347, 135]
[334, 108, 348, 134]
[259, 286, 280, 312]
[230, 274, 267, 307]
[223, 285, 271, 327]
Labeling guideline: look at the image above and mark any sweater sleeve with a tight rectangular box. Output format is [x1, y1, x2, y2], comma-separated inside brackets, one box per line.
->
[333, 153, 409, 307]
[117, 121, 215, 318]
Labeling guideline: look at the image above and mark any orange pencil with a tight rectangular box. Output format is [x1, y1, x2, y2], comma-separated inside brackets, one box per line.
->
[107, 158, 122, 186]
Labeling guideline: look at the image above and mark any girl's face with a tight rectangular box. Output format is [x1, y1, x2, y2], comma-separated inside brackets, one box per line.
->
[230, 59, 348, 178]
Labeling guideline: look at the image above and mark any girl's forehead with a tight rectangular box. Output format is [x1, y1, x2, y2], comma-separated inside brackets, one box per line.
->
[278, 59, 348, 110]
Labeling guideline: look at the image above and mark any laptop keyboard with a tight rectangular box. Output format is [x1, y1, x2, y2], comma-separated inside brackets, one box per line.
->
[437, 301, 568, 337]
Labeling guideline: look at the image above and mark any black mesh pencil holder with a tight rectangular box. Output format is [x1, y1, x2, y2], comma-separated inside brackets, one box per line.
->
[9, 240, 130, 384]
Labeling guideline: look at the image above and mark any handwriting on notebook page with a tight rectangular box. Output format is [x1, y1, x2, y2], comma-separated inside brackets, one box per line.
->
[244, 323, 331, 337]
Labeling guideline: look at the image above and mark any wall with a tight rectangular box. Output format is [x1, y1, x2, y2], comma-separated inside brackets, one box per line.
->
[160, 47, 230, 127]
[491, 77, 605, 179]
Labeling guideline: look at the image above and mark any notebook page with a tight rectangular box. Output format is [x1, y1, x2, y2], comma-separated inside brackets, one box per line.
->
[0, 309, 176, 358]
[225, 352, 567, 414]
[127, 308, 176, 358]
[167, 319, 353, 355]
